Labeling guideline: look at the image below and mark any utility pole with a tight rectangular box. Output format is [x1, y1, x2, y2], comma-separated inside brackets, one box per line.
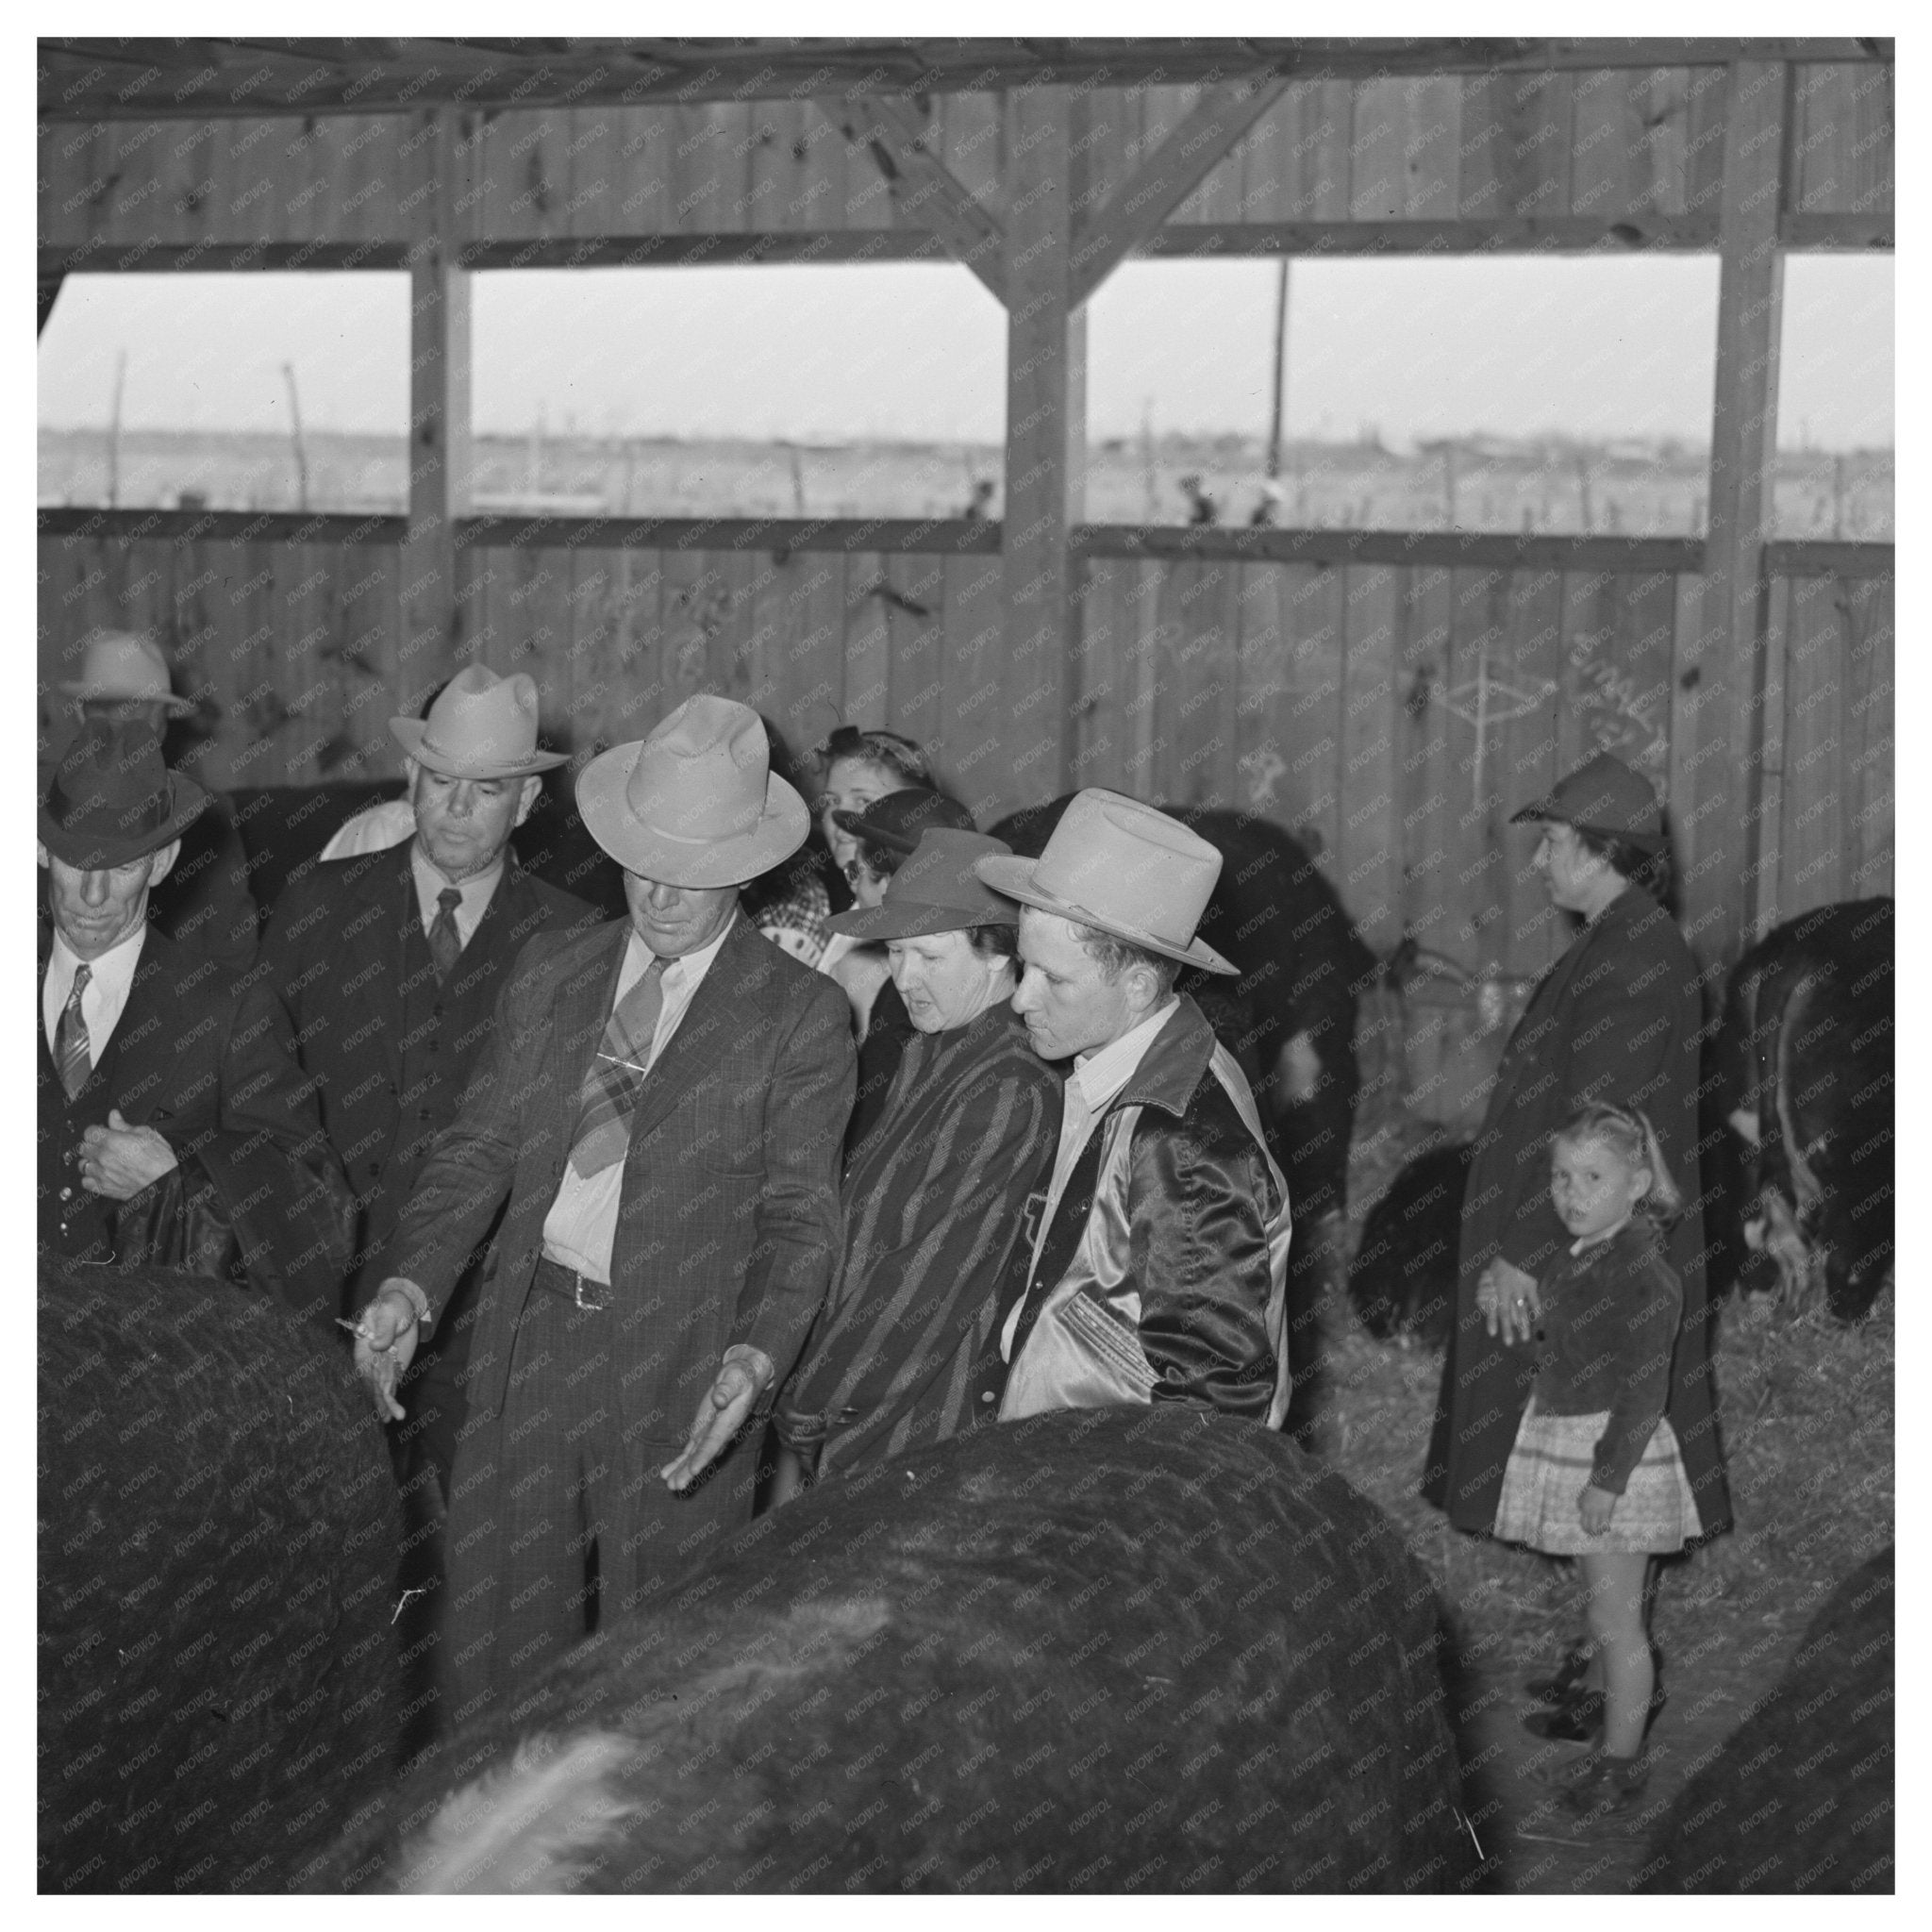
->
[282, 361, 310, 511]
[108, 349, 127, 509]
[1141, 396, 1158, 520]
[1266, 258, 1290, 480]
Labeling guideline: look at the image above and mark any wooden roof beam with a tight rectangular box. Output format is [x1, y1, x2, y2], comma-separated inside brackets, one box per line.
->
[1067, 75, 1291, 307]
[833, 95, 1008, 304]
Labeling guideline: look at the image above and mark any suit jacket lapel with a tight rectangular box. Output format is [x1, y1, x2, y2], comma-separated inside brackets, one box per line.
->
[86, 928, 171, 1115]
[621, 916, 759, 1152]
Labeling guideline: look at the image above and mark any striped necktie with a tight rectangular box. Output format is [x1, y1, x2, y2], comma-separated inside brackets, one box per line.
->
[56, 963, 93, 1101]
[427, 887, 463, 984]
[566, 955, 671, 1178]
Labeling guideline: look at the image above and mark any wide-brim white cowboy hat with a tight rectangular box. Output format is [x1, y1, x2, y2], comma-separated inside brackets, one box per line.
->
[577, 694, 808, 888]
[974, 788, 1236, 974]
[58, 630, 196, 717]
[389, 664, 570, 778]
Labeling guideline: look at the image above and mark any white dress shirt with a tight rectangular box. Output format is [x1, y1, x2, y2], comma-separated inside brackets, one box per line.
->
[43, 923, 149, 1065]
[541, 912, 738, 1284]
[1002, 996, 1179, 1359]
[409, 841, 504, 949]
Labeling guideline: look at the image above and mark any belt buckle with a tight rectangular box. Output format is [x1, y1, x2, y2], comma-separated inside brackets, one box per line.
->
[574, 1272, 608, 1312]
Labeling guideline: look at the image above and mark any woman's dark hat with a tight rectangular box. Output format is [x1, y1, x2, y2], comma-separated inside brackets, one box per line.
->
[1510, 752, 1667, 852]
[832, 788, 975, 855]
[40, 719, 208, 869]
[825, 830, 1017, 941]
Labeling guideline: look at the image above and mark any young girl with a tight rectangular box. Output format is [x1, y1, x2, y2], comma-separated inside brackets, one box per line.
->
[1488, 1101, 1702, 1814]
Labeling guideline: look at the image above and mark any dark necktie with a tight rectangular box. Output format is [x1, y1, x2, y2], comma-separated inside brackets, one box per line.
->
[567, 955, 671, 1178]
[427, 887, 463, 985]
[55, 963, 93, 1101]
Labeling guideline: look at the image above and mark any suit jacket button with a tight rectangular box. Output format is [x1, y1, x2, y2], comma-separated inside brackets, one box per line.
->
[980, 1390, 995, 1404]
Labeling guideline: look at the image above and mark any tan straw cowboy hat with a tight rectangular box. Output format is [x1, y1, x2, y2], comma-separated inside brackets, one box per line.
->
[40, 719, 208, 870]
[58, 631, 196, 717]
[388, 665, 570, 778]
[974, 789, 1235, 974]
[576, 694, 808, 888]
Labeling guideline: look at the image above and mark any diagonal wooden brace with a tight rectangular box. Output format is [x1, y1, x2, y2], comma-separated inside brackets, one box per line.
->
[1068, 74, 1291, 307]
[835, 93, 1008, 304]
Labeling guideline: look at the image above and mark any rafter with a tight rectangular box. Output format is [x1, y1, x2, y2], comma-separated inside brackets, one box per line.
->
[1067, 75, 1291, 307]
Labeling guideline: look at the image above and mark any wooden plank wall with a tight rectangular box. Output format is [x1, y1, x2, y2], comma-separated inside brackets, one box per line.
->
[37, 529, 1891, 976]
[37, 63, 1890, 258]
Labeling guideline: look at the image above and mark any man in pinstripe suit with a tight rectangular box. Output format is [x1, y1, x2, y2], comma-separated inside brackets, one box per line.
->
[352, 696, 855, 1729]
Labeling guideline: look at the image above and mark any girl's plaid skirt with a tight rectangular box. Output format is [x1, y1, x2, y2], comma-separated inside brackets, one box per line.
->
[1493, 1398, 1703, 1555]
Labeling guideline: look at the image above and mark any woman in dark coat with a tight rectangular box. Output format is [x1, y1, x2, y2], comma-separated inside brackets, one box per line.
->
[774, 829, 1060, 1489]
[1423, 754, 1731, 1544]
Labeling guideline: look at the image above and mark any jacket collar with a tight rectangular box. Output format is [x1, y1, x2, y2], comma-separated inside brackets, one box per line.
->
[1094, 993, 1218, 1124]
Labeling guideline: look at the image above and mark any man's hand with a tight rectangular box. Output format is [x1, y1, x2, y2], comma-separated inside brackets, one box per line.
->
[79, 1108, 177, 1200]
[1476, 1258, 1541, 1344]
[661, 1345, 774, 1492]
[1578, 1484, 1618, 1535]
[350, 1282, 424, 1424]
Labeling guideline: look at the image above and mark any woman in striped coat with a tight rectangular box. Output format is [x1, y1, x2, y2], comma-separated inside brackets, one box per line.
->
[774, 829, 1061, 1488]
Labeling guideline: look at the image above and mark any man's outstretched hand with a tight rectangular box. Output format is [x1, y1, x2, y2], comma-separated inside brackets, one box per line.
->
[349, 1281, 424, 1424]
[661, 1345, 774, 1491]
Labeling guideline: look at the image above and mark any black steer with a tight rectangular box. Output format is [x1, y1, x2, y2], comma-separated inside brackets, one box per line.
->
[313, 1406, 1471, 1894]
[1347, 1141, 1472, 1349]
[1712, 898, 1893, 1319]
[1639, 1545, 1893, 1893]
[39, 1258, 403, 1893]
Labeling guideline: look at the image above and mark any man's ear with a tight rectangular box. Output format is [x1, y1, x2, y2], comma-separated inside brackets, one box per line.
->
[514, 775, 543, 828]
[146, 839, 181, 887]
[37, 841, 50, 871]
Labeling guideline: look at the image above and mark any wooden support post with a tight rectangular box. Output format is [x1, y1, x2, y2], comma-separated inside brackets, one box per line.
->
[1698, 59, 1788, 961]
[1000, 85, 1086, 815]
[398, 108, 474, 713]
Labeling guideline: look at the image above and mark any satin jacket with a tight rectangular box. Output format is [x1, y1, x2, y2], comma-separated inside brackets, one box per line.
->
[997, 996, 1291, 1426]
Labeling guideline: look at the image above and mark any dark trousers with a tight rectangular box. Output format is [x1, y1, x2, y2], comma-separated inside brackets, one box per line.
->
[440, 1286, 758, 1733]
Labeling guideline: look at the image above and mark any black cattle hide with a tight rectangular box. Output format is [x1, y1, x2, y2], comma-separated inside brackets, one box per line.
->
[39, 1258, 403, 1893]
[312, 1406, 1471, 1894]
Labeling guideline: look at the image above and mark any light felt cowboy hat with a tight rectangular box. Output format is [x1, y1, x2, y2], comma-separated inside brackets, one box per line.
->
[826, 829, 1017, 941]
[40, 719, 208, 870]
[576, 694, 808, 888]
[58, 631, 196, 717]
[388, 665, 570, 779]
[974, 789, 1235, 974]
[1509, 751, 1668, 854]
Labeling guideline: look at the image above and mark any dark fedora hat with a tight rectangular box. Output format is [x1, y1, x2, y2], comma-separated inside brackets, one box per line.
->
[40, 719, 208, 870]
[832, 787, 975, 856]
[826, 829, 1018, 941]
[1509, 751, 1667, 852]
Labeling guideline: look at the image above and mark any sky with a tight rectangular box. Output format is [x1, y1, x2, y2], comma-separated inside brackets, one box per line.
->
[37, 253, 1893, 451]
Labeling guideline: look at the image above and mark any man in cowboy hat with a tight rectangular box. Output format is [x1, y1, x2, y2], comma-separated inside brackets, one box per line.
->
[259, 668, 597, 1505]
[971, 790, 1292, 1425]
[39, 719, 351, 1323]
[42, 628, 261, 968]
[351, 693, 855, 1728]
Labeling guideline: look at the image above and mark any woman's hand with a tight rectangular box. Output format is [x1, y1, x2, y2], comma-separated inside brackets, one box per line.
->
[1477, 1258, 1541, 1343]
